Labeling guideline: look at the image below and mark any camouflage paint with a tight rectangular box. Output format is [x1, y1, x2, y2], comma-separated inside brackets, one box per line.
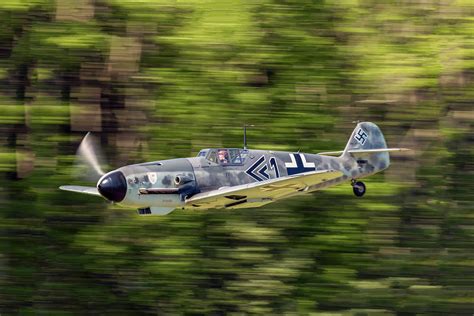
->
[112, 122, 390, 211]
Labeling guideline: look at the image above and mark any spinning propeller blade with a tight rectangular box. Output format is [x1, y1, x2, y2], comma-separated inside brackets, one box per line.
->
[75, 132, 107, 182]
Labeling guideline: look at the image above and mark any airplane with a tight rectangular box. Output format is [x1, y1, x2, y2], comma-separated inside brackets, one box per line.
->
[60, 122, 409, 216]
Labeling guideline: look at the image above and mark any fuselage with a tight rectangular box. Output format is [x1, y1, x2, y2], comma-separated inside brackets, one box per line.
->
[60, 121, 397, 214]
[107, 148, 390, 210]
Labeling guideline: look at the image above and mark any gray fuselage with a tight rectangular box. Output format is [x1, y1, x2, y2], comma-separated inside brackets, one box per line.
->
[115, 148, 389, 210]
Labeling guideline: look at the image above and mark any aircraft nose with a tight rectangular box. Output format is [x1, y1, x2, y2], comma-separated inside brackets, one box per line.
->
[97, 171, 127, 202]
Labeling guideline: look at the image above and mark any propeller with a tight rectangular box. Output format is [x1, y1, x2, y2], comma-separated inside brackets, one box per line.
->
[74, 132, 107, 182]
[63, 132, 128, 203]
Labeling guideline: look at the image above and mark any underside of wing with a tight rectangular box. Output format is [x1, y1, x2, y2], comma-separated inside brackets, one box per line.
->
[59, 185, 101, 197]
[137, 207, 176, 216]
[186, 169, 343, 210]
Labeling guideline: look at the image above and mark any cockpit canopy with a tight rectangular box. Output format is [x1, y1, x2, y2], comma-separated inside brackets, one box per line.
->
[197, 148, 249, 165]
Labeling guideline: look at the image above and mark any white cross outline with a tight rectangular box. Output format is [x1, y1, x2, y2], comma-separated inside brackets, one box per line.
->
[284, 153, 316, 169]
[300, 154, 315, 168]
[284, 153, 298, 168]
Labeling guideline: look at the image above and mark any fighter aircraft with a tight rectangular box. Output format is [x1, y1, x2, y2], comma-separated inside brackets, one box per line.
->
[60, 122, 409, 215]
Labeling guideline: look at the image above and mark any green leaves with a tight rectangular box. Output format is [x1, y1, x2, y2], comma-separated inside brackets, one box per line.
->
[0, 0, 473, 314]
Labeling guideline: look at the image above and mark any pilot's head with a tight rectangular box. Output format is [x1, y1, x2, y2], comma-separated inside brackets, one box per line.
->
[218, 150, 228, 162]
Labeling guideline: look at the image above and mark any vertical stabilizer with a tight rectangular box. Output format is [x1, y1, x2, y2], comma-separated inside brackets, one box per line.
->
[343, 122, 388, 155]
[343, 122, 390, 173]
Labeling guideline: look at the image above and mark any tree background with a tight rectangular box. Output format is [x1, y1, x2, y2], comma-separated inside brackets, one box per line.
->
[0, 0, 473, 314]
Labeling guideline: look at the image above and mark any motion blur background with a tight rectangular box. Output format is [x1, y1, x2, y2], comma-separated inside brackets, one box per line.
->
[0, 0, 473, 314]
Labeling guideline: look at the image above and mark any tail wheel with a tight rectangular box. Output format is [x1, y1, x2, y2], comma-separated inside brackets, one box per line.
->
[352, 180, 366, 197]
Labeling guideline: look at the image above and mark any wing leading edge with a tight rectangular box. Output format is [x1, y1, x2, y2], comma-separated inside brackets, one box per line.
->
[186, 169, 343, 209]
[59, 185, 101, 196]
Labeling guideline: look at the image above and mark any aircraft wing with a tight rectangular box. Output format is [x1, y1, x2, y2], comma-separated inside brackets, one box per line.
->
[186, 169, 343, 209]
[59, 185, 101, 196]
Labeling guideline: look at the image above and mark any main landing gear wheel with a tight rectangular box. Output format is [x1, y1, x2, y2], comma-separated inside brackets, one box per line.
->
[351, 180, 366, 197]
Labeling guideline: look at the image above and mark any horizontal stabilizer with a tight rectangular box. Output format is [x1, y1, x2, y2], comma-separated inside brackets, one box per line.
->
[317, 150, 344, 156]
[59, 185, 101, 196]
[348, 148, 410, 154]
[318, 148, 410, 156]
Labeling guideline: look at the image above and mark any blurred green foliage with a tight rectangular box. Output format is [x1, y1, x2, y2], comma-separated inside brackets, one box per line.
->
[0, 0, 473, 314]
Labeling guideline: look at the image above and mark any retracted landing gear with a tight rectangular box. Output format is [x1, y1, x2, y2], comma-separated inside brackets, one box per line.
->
[351, 179, 366, 197]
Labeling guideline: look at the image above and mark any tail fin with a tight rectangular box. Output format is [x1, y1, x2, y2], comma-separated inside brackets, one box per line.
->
[317, 122, 410, 175]
[317, 122, 410, 159]
[343, 122, 388, 155]
[343, 122, 391, 173]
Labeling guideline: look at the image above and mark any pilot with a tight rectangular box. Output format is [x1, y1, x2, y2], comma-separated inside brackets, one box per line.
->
[218, 149, 229, 164]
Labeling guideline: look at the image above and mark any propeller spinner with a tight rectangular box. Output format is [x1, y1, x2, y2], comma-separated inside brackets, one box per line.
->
[96, 171, 127, 202]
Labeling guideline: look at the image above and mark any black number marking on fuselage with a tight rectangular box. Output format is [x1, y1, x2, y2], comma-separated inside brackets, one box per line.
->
[246, 156, 280, 182]
[269, 157, 280, 178]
